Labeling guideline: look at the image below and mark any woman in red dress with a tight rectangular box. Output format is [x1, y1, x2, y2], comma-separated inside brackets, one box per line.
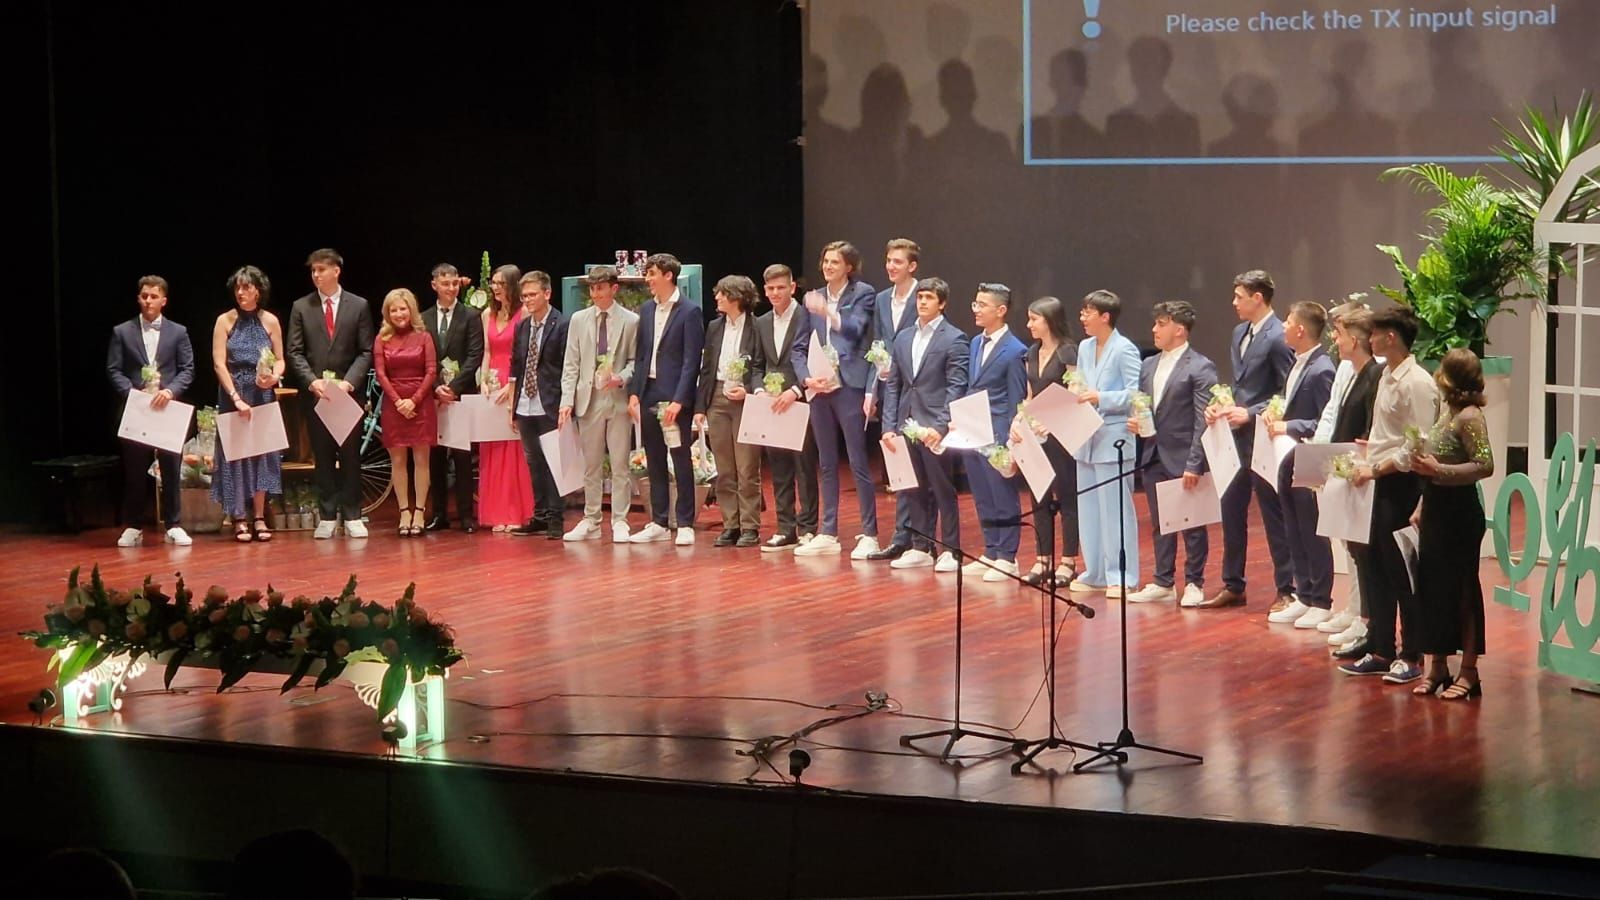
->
[375, 288, 438, 535]
[476, 265, 534, 530]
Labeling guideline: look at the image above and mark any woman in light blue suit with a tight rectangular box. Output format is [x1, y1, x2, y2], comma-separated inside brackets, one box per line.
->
[1070, 290, 1143, 598]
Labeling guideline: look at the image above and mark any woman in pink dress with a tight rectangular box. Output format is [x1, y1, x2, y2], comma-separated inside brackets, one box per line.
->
[477, 265, 534, 530]
[375, 288, 438, 536]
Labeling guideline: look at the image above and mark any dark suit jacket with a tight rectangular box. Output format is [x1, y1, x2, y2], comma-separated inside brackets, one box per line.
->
[966, 329, 1029, 443]
[107, 316, 196, 407]
[287, 290, 375, 389]
[1228, 314, 1295, 419]
[791, 279, 877, 391]
[697, 314, 766, 413]
[755, 305, 805, 398]
[1139, 345, 1218, 476]
[510, 307, 569, 415]
[629, 295, 705, 409]
[423, 302, 483, 396]
[1280, 347, 1337, 440]
[882, 319, 970, 435]
[1331, 358, 1383, 443]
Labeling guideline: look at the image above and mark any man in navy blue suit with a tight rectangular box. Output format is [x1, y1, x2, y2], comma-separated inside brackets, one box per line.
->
[1265, 301, 1338, 627]
[1198, 270, 1296, 610]
[507, 271, 569, 539]
[863, 238, 924, 562]
[106, 275, 196, 547]
[791, 242, 881, 558]
[1125, 301, 1217, 606]
[628, 253, 705, 546]
[879, 276, 970, 571]
[961, 283, 1029, 582]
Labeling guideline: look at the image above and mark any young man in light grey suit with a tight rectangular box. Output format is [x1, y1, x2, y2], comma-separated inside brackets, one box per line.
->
[1125, 301, 1217, 606]
[878, 276, 970, 571]
[559, 266, 638, 543]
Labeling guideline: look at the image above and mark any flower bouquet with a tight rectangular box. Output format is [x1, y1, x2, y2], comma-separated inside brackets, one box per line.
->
[819, 344, 842, 390]
[628, 447, 649, 478]
[257, 347, 277, 380]
[982, 443, 1017, 477]
[1129, 391, 1156, 437]
[1329, 452, 1359, 481]
[1264, 394, 1286, 421]
[321, 369, 339, 385]
[1402, 424, 1425, 458]
[463, 251, 491, 310]
[1063, 369, 1087, 395]
[657, 402, 683, 448]
[902, 418, 944, 455]
[690, 431, 717, 485]
[439, 357, 460, 384]
[477, 366, 501, 396]
[865, 340, 892, 379]
[763, 371, 787, 395]
[1209, 384, 1235, 409]
[139, 365, 160, 393]
[723, 355, 750, 396]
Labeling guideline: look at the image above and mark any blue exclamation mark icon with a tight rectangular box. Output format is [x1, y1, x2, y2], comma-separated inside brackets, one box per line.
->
[1082, 0, 1102, 38]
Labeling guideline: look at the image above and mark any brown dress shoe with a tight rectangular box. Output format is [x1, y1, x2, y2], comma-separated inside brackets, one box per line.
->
[1196, 588, 1246, 609]
[1269, 594, 1296, 614]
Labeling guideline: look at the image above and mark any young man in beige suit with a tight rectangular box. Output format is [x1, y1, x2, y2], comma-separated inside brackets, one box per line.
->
[559, 266, 640, 542]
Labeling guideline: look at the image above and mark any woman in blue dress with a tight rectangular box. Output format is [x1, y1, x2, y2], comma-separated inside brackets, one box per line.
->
[210, 265, 285, 542]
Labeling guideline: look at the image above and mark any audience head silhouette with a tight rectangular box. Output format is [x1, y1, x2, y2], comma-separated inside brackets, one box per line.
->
[27, 848, 135, 900]
[228, 830, 355, 900]
[526, 867, 682, 900]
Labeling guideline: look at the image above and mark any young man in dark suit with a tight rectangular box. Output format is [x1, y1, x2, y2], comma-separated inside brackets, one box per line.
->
[1319, 302, 1384, 652]
[1263, 301, 1337, 627]
[961, 283, 1030, 582]
[753, 264, 818, 551]
[878, 276, 970, 572]
[507, 271, 568, 539]
[864, 238, 923, 561]
[286, 248, 374, 539]
[107, 275, 196, 547]
[627, 253, 705, 546]
[694, 275, 767, 547]
[1198, 269, 1296, 608]
[1125, 301, 1217, 605]
[422, 263, 483, 533]
[791, 241, 880, 558]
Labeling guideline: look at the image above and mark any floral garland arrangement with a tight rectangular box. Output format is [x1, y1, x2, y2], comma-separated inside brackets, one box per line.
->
[22, 567, 463, 723]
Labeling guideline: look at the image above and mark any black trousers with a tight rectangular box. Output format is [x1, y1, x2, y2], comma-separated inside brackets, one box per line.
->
[1278, 447, 1334, 608]
[765, 429, 819, 537]
[120, 439, 181, 528]
[907, 441, 960, 554]
[1349, 472, 1422, 661]
[304, 397, 364, 520]
[1143, 459, 1208, 589]
[515, 412, 561, 525]
[1034, 438, 1081, 560]
[640, 379, 696, 528]
[428, 445, 477, 525]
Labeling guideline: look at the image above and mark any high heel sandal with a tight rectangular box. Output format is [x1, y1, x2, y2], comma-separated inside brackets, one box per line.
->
[408, 508, 424, 536]
[1053, 562, 1078, 587]
[1412, 671, 1453, 696]
[397, 508, 413, 537]
[234, 520, 253, 543]
[1024, 562, 1049, 586]
[1440, 669, 1482, 701]
[253, 517, 272, 542]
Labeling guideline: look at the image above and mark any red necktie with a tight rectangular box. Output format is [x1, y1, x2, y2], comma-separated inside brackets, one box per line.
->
[324, 298, 336, 339]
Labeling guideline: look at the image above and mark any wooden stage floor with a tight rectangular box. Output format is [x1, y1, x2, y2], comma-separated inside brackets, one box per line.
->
[3, 493, 1596, 863]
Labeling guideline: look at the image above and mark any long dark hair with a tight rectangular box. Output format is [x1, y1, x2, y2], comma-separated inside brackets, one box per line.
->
[1028, 295, 1074, 345]
[490, 264, 522, 320]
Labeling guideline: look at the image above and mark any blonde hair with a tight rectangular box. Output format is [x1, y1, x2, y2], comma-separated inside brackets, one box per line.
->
[378, 288, 422, 341]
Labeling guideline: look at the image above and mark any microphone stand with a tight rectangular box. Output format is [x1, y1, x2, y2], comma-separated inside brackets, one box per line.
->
[1073, 438, 1203, 771]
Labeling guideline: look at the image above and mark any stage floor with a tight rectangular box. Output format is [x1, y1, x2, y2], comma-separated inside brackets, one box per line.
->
[3, 494, 1595, 863]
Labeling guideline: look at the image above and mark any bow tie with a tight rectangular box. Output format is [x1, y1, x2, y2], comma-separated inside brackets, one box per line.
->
[143, 320, 161, 331]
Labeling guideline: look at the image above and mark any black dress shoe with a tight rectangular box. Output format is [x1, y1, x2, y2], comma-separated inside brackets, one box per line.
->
[1331, 640, 1372, 661]
[736, 529, 760, 548]
[424, 516, 450, 532]
[713, 528, 740, 547]
[545, 518, 564, 540]
[509, 520, 542, 536]
[462, 522, 478, 534]
[864, 543, 910, 561]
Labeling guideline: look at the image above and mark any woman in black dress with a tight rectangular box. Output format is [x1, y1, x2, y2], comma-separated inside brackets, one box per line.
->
[1013, 295, 1080, 585]
[1410, 349, 1493, 700]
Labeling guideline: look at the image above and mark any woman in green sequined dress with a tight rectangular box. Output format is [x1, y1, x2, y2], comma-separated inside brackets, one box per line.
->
[1409, 349, 1494, 700]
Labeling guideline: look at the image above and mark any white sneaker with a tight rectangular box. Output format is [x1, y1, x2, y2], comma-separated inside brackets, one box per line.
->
[850, 535, 880, 560]
[982, 559, 1021, 582]
[630, 522, 671, 543]
[793, 533, 842, 556]
[313, 520, 337, 540]
[1104, 584, 1126, 599]
[798, 532, 815, 545]
[1126, 583, 1176, 603]
[611, 522, 631, 543]
[674, 526, 695, 546]
[1268, 598, 1310, 624]
[1294, 607, 1334, 630]
[564, 520, 601, 542]
[934, 551, 959, 573]
[164, 527, 193, 547]
[344, 518, 369, 539]
[1179, 584, 1206, 607]
[961, 556, 995, 576]
[116, 527, 143, 547]
[1318, 608, 1355, 634]
[1331, 619, 1369, 646]
[890, 549, 935, 569]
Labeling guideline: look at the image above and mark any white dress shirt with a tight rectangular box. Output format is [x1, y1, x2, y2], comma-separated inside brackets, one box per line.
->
[717, 312, 747, 385]
[1151, 341, 1187, 412]
[1312, 359, 1355, 444]
[888, 283, 913, 332]
[321, 291, 342, 327]
[1366, 354, 1440, 470]
[141, 315, 163, 366]
[979, 325, 1009, 367]
[1284, 346, 1316, 401]
[1239, 312, 1270, 357]
[515, 311, 551, 418]
[649, 288, 681, 380]
[911, 315, 944, 378]
[436, 299, 456, 336]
